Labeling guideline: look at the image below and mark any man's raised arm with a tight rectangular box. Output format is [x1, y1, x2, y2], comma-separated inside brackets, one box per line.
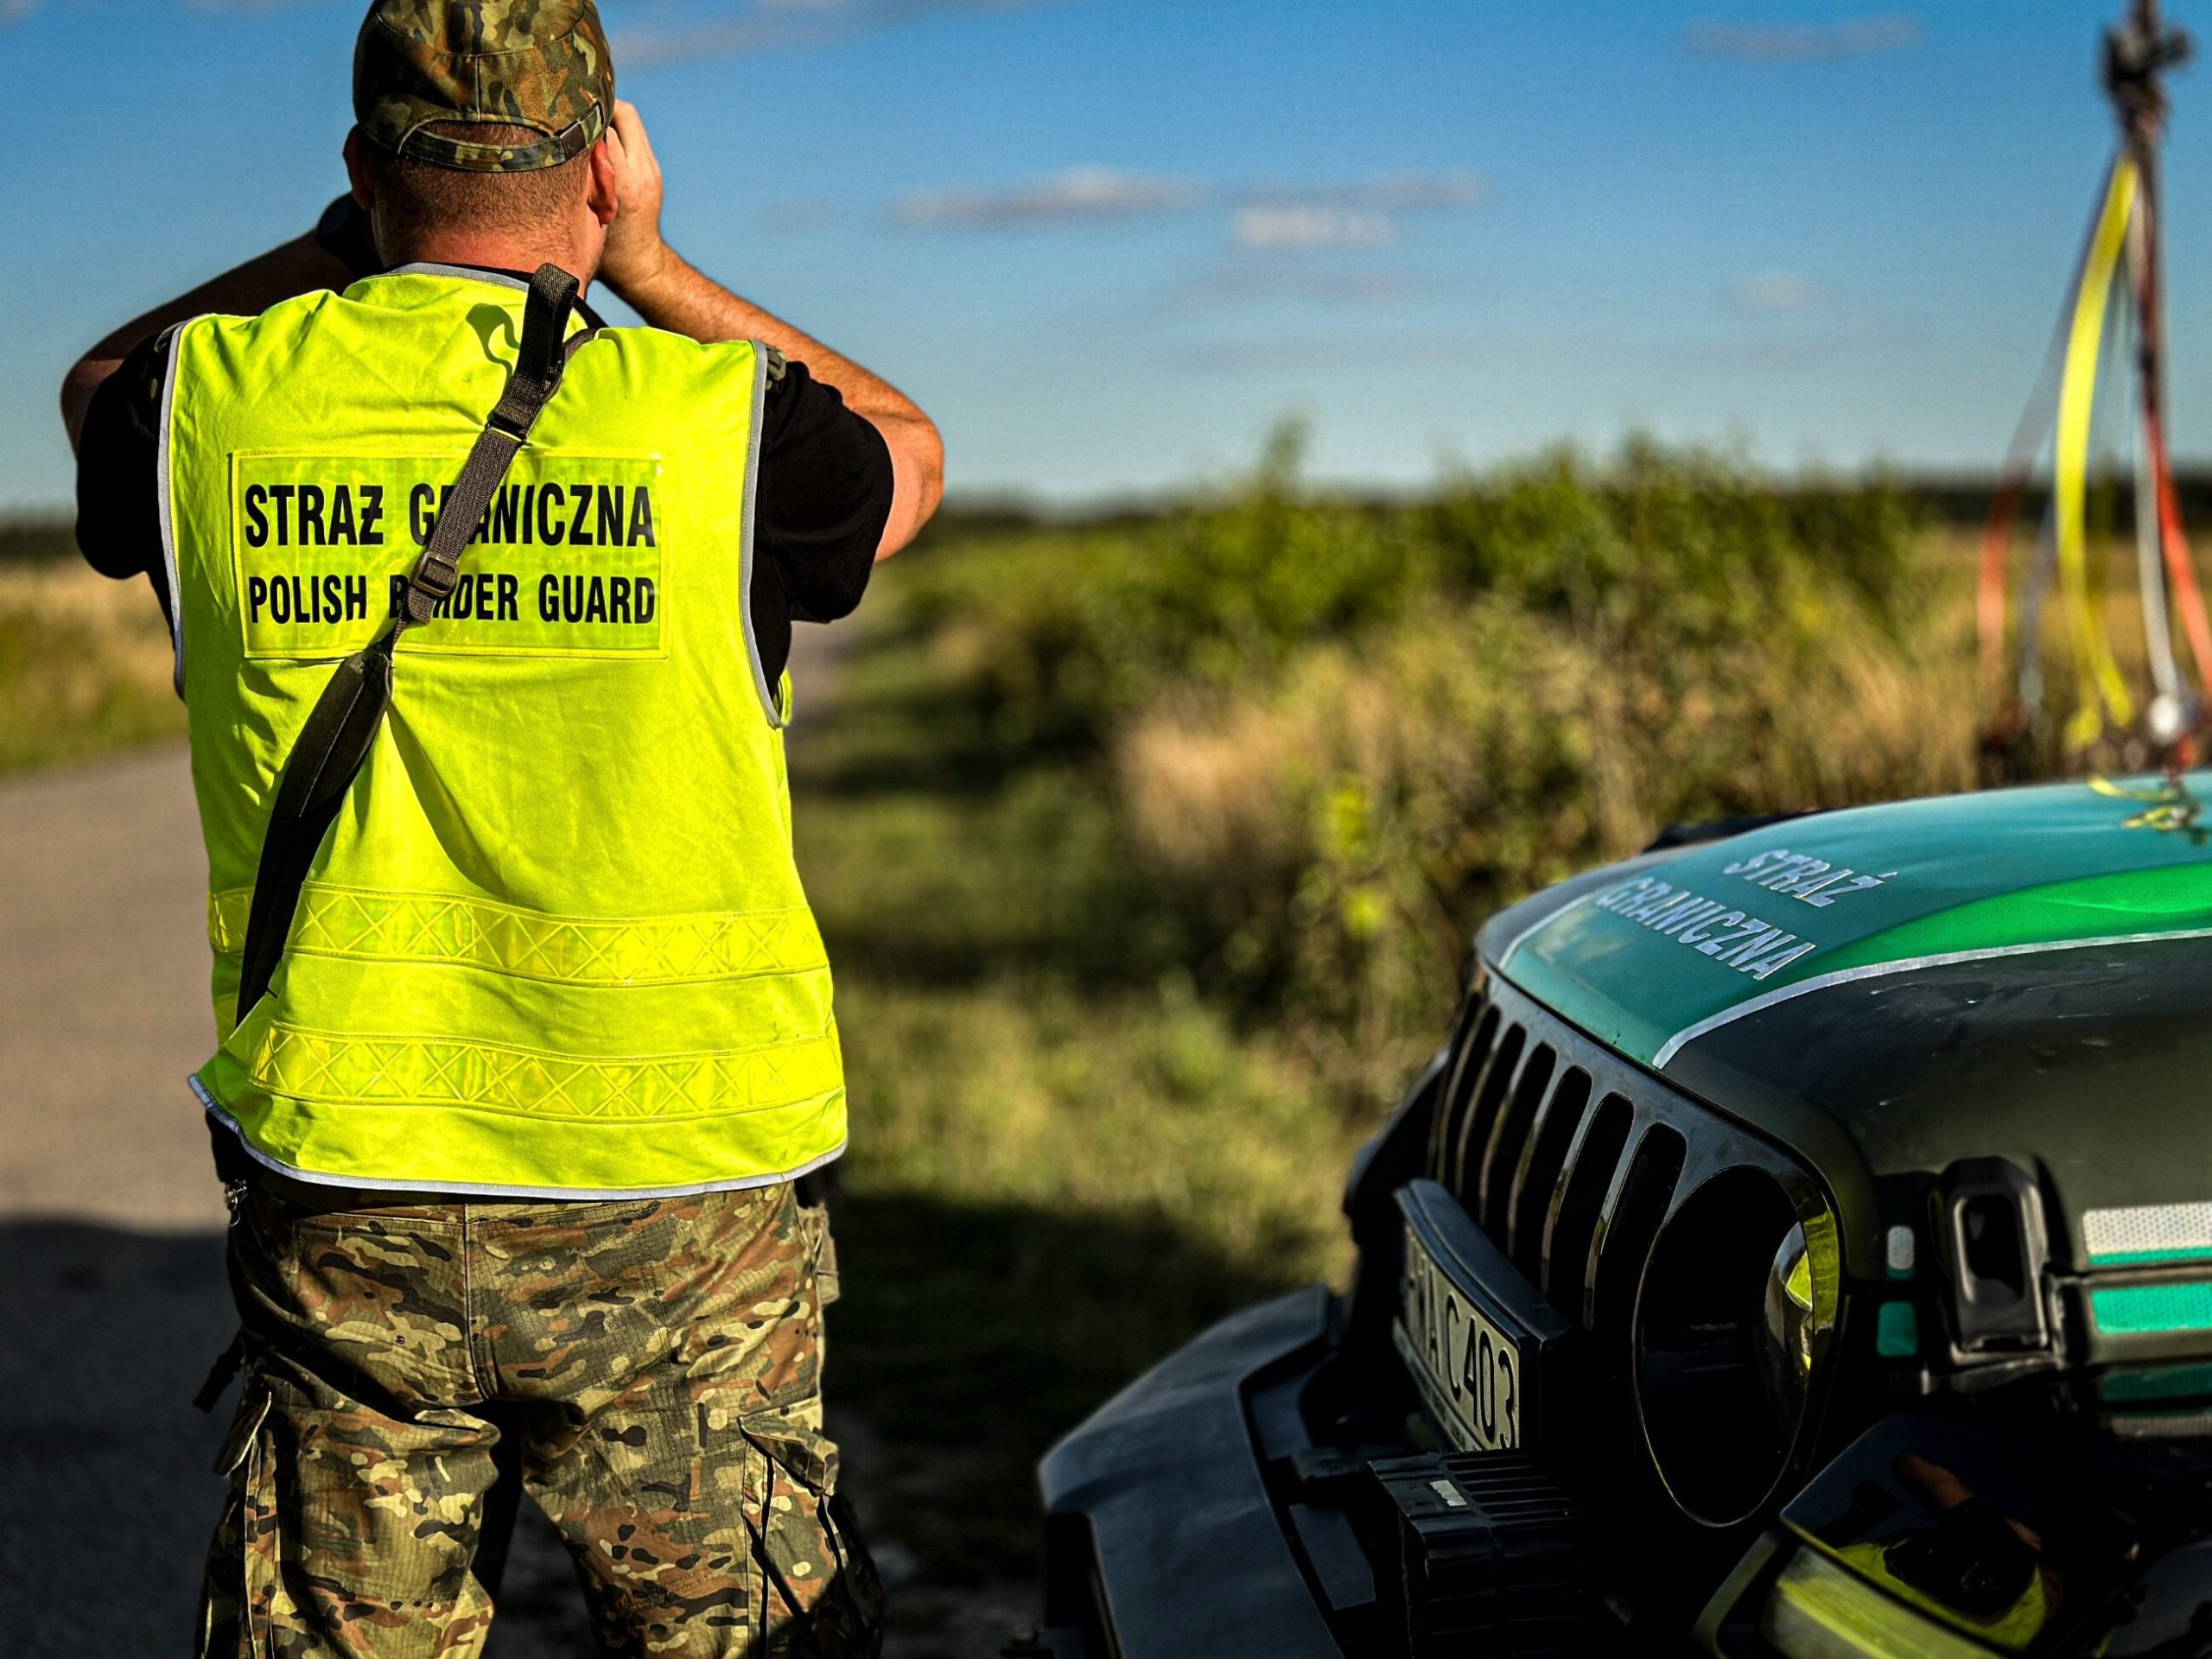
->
[60, 233, 359, 451]
[595, 101, 944, 559]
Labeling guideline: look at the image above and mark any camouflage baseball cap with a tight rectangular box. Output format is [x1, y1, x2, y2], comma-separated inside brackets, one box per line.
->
[354, 0, 614, 174]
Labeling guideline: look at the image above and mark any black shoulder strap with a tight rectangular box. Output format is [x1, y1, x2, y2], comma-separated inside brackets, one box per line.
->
[233, 264, 595, 1023]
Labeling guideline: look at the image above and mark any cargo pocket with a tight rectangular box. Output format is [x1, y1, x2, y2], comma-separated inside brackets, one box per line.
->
[198, 1384, 276, 1658]
[741, 1413, 884, 1654]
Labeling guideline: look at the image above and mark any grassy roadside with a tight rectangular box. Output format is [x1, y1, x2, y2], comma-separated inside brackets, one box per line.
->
[0, 559, 184, 771]
[794, 601, 1372, 1643]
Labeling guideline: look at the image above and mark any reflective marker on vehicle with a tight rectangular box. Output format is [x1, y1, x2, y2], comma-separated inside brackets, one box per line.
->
[2100, 1362, 2212, 1402]
[1885, 1225, 1916, 1280]
[2092, 1282, 2212, 1334]
[2084, 1200, 2212, 1266]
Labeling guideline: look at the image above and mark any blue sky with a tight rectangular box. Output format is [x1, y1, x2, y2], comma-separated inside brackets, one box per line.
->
[2, 0, 2206, 510]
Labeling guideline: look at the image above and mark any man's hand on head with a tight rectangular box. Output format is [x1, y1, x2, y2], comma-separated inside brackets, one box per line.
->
[589, 97, 944, 555]
[600, 100, 671, 299]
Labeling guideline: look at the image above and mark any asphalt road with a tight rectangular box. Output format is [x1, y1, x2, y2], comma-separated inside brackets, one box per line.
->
[0, 751, 632, 1653]
[0, 744, 251, 1653]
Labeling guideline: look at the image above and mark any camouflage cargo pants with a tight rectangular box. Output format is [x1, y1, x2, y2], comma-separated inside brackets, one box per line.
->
[198, 1173, 883, 1658]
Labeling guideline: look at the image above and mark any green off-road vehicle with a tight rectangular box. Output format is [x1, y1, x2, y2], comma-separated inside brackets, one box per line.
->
[1033, 775, 2212, 1657]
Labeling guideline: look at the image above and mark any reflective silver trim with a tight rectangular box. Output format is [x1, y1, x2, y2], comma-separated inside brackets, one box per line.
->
[154, 318, 203, 696]
[2085, 1201, 2212, 1261]
[1651, 925, 2212, 1068]
[739, 341, 785, 728]
[1496, 894, 1587, 969]
[191, 1074, 844, 1201]
[382, 261, 531, 292]
[2109, 1410, 2212, 1439]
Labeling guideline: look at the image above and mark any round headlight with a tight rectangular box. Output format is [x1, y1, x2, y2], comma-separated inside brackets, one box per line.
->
[1635, 1171, 1827, 1527]
[1758, 1223, 1815, 1433]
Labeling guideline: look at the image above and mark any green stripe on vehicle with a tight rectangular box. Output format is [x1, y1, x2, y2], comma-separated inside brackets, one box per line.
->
[2091, 1283, 2212, 1335]
[2101, 1363, 2212, 1402]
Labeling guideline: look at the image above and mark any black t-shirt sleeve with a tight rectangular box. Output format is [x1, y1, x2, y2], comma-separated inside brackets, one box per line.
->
[747, 359, 894, 690]
[74, 327, 175, 624]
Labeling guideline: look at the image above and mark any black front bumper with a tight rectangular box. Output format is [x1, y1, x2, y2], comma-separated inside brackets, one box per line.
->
[1040, 1286, 1356, 1659]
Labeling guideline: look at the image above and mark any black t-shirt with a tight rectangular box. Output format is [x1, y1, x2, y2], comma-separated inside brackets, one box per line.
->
[74, 270, 893, 689]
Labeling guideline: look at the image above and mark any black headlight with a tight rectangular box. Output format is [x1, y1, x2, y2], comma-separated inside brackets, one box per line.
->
[1637, 1171, 1835, 1526]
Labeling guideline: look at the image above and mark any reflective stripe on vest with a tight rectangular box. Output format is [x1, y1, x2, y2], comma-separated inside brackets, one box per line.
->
[167, 267, 843, 1195]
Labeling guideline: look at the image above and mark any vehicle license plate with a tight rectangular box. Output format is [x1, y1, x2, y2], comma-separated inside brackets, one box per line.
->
[1395, 1218, 1523, 1452]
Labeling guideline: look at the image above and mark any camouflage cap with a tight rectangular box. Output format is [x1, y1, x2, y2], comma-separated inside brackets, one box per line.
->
[354, 0, 614, 174]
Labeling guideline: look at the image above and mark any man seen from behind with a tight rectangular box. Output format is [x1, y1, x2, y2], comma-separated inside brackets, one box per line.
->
[61, 0, 941, 1651]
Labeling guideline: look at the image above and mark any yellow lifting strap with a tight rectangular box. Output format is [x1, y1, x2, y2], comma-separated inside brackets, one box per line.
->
[2056, 156, 2141, 751]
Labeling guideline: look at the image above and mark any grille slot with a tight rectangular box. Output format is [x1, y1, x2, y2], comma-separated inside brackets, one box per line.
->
[1479, 1044, 1556, 1231]
[1508, 1067, 1591, 1277]
[1430, 1000, 1499, 1180]
[1448, 1023, 1524, 1197]
[1590, 1125, 1687, 1340]
[1543, 1091, 1632, 1324]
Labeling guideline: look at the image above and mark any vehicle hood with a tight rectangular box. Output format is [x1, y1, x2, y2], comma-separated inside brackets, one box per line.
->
[1490, 774, 2212, 1071]
[1480, 773, 2212, 1274]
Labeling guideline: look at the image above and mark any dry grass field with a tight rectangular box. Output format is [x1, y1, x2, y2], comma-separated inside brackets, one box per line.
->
[0, 559, 184, 771]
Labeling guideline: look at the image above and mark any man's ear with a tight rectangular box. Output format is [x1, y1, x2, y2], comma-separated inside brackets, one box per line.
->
[586, 137, 620, 229]
[343, 128, 374, 212]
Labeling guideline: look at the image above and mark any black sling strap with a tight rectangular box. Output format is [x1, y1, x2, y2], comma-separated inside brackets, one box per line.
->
[232, 264, 596, 1024]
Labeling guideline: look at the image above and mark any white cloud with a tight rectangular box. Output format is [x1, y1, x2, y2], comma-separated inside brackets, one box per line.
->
[1233, 205, 1398, 252]
[1241, 170, 1486, 214]
[887, 165, 1483, 254]
[1733, 270, 1824, 315]
[1688, 13, 1919, 63]
[1230, 170, 1483, 253]
[894, 167, 1201, 228]
[891, 167, 1485, 235]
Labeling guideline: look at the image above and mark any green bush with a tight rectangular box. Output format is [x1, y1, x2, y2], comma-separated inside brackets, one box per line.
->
[911, 431, 1925, 742]
[0, 518, 79, 567]
[901, 436, 1961, 1105]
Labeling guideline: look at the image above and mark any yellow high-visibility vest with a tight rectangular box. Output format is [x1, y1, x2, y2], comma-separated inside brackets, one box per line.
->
[163, 264, 844, 1196]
